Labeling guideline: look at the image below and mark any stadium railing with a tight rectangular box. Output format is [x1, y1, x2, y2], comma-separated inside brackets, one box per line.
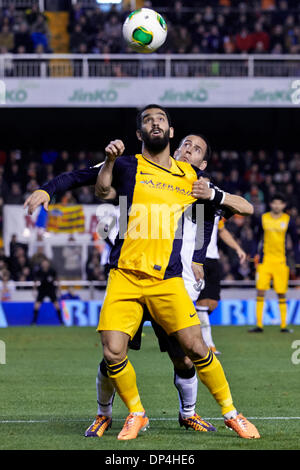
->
[1, 54, 300, 78]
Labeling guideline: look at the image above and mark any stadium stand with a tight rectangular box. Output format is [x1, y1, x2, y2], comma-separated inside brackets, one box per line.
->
[1, 1, 300, 55]
[0, 147, 299, 283]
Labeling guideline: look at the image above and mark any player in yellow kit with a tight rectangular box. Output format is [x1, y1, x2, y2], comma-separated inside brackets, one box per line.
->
[249, 193, 299, 333]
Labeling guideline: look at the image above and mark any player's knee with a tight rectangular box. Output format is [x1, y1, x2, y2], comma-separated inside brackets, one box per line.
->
[103, 345, 125, 365]
[175, 328, 208, 361]
[208, 300, 218, 312]
[171, 355, 194, 370]
[185, 341, 208, 361]
[101, 332, 129, 365]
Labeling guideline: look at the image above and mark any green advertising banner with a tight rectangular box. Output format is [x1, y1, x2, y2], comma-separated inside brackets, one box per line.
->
[0, 78, 299, 107]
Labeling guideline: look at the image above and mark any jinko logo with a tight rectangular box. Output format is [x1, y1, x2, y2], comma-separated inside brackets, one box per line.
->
[0, 80, 6, 104]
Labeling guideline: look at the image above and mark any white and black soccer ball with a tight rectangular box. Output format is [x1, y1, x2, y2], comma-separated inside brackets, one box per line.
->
[122, 8, 167, 53]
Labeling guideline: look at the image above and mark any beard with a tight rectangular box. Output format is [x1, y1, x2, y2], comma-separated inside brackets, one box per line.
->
[141, 128, 170, 153]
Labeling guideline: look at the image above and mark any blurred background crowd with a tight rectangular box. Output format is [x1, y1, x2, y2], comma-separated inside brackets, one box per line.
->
[1, 1, 300, 55]
[0, 146, 299, 286]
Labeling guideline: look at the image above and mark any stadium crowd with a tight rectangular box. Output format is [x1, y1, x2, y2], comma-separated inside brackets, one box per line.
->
[1, 1, 300, 55]
[0, 146, 299, 286]
[0, 3, 51, 54]
[67, 0, 300, 55]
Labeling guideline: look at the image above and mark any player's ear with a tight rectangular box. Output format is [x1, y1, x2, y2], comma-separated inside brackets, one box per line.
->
[199, 160, 207, 171]
[136, 129, 142, 142]
[169, 127, 174, 139]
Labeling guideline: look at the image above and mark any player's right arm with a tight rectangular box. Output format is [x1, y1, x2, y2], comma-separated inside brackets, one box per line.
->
[95, 140, 125, 200]
[251, 215, 264, 265]
[218, 225, 247, 263]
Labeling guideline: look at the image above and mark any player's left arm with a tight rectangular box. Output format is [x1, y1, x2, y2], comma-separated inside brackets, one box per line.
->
[287, 217, 300, 265]
[192, 177, 254, 216]
[191, 263, 204, 283]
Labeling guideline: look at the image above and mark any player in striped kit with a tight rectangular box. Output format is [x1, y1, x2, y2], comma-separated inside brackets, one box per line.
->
[196, 214, 247, 354]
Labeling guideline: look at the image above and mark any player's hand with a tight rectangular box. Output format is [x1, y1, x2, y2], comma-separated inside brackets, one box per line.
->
[105, 139, 125, 162]
[191, 262, 204, 282]
[24, 190, 50, 215]
[192, 177, 213, 200]
[253, 254, 259, 268]
[236, 247, 247, 264]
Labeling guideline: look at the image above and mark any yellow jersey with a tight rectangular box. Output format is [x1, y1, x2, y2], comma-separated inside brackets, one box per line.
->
[257, 212, 299, 264]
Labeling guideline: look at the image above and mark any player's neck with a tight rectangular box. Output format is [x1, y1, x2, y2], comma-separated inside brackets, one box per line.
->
[142, 146, 172, 169]
[270, 211, 283, 219]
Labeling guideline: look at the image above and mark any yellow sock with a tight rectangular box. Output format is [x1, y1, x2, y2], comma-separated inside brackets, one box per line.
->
[193, 350, 235, 416]
[256, 296, 264, 328]
[279, 298, 287, 329]
[106, 357, 144, 413]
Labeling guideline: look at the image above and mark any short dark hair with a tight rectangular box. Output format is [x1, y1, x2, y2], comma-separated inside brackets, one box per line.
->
[270, 193, 286, 203]
[136, 104, 172, 130]
[178, 133, 212, 162]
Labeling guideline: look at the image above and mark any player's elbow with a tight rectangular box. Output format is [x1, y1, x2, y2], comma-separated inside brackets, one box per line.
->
[242, 201, 254, 216]
[95, 184, 110, 200]
[236, 198, 254, 216]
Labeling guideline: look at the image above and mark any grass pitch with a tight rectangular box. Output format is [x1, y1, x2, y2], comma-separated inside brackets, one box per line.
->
[0, 325, 299, 450]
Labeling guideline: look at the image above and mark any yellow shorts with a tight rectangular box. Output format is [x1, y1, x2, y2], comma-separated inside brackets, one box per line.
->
[256, 261, 289, 294]
[97, 268, 200, 338]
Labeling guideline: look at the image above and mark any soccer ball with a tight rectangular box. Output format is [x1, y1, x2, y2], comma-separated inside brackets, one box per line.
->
[122, 8, 167, 53]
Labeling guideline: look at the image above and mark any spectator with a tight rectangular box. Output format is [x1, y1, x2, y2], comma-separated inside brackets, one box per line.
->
[251, 22, 270, 51]
[169, 25, 192, 53]
[207, 25, 223, 52]
[168, 1, 188, 26]
[0, 171, 9, 200]
[261, 0, 276, 10]
[31, 13, 50, 52]
[4, 182, 23, 204]
[25, 3, 41, 26]
[203, 5, 215, 27]
[235, 27, 253, 53]
[70, 23, 88, 53]
[270, 24, 286, 52]
[76, 186, 94, 204]
[0, 270, 15, 301]
[0, 24, 14, 51]
[13, 22, 33, 53]
[54, 150, 70, 174]
[103, 14, 122, 41]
